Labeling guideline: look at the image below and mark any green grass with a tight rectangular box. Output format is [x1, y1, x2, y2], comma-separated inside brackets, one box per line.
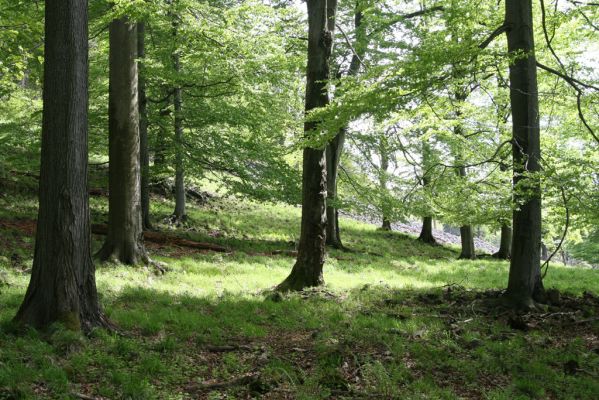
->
[1, 189, 598, 399]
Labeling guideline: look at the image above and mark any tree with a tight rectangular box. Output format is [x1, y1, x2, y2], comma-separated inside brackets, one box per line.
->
[418, 140, 436, 244]
[97, 17, 149, 265]
[278, 0, 337, 292]
[505, 0, 544, 307]
[171, 7, 186, 222]
[326, 2, 364, 248]
[14, 0, 107, 331]
[138, 21, 152, 230]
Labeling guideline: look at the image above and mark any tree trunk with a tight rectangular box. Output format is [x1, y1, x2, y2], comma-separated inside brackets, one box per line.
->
[458, 224, 476, 259]
[171, 9, 186, 222]
[418, 140, 437, 244]
[138, 22, 152, 230]
[278, 0, 336, 292]
[97, 18, 148, 265]
[418, 216, 436, 244]
[379, 134, 392, 231]
[14, 0, 107, 332]
[172, 84, 186, 221]
[493, 224, 512, 259]
[505, 0, 544, 307]
[325, 6, 362, 248]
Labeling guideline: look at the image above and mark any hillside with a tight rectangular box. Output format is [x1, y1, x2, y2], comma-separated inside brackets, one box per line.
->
[1, 186, 598, 399]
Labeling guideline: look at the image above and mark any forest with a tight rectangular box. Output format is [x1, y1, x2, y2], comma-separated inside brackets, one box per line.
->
[0, 0, 598, 398]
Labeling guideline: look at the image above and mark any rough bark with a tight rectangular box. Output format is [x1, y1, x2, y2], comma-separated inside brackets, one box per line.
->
[493, 224, 512, 259]
[97, 18, 148, 265]
[278, 0, 336, 292]
[505, 0, 544, 307]
[138, 22, 152, 230]
[14, 0, 107, 331]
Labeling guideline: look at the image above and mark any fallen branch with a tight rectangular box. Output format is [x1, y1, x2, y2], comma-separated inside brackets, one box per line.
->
[185, 373, 260, 392]
[91, 224, 229, 253]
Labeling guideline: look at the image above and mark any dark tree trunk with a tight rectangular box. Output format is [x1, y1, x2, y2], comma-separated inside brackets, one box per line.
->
[171, 8, 186, 222]
[138, 22, 152, 230]
[418, 216, 436, 244]
[505, 0, 544, 307]
[418, 141, 436, 244]
[97, 18, 148, 265]
[278, 0, 337, 292]
[325, 129, 345, 246]
[458, 224, 476, 260]
[172, 83, 186, 221]
[325, 6, 362, 248]
[379, 135, 392, 231]
[14, 0, 107, 332]
[493, 224, 512, 259]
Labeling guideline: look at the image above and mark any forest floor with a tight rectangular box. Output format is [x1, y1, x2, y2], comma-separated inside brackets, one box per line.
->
[0, 178, 598, 399]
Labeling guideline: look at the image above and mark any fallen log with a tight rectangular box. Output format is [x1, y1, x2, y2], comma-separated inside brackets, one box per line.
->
[91, 224, 229, 253]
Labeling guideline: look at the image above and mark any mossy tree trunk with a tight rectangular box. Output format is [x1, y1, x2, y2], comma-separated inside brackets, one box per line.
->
[278, 0, 337, 292]
[505, 0, 544, 307]
[14, 0, 107, 332]
[97, 18, 148, 265]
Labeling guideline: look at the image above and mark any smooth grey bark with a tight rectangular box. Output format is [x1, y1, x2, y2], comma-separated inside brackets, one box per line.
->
[325, 4, 362, 248]
[278, 0, 337, 292]
[14, 0, 107, 331]
[138, 22, 152, 230]
[97, 18, 148, 265]
[458, 224, 476, 260]
[505, 0, 544, 307]
[493, 224, 512, 259]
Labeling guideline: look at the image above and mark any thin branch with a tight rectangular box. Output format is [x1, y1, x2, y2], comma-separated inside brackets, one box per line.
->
[478, 24, 510, 50]
[541, 186, 570, 279]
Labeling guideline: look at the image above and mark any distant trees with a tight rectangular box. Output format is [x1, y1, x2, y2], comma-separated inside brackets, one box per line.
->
[14, 0, 106, 331]
[278, 0, 337, 291]
[97, 18, 148, 265]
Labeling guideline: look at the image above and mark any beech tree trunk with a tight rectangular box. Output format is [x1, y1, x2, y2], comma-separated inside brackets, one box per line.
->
[418, 216, 436, 244]
[458, 224, 476, 259]
[379, 135, 392, 231]
[171, 9, 186, 222]
[505, 0, 544, 307]
[138, 22, 152, 230]
[172, 83, 186, 220]
[14, 0, 107, 331]
[418, 141, 437, 244]
[493, 224, 512, 259]
[278, 0, 336, 292]
[97, 18, 148, 265]
[325, 6, 362, 248]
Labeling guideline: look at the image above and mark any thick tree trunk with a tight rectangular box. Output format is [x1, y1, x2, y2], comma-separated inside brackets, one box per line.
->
[505, 0, 544, 307]
[325, 7, 362, 248]
[97, 18, 148, 265]
[493, 224, 512, 259]
[278, 0, 336, 292]
[418, 216, 436, 244]
[458, 224, 476, 259]
[138, 22, 152, 230]
[14, 0, 107, 331]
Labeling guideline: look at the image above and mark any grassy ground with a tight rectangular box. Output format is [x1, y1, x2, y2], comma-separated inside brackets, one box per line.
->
[0, 185, 598, 399]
